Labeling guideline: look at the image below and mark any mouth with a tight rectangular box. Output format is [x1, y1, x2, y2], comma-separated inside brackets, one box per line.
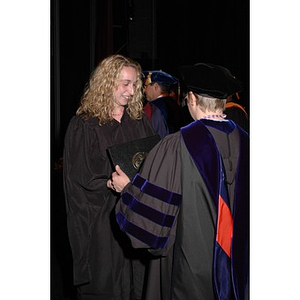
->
[123, 95, 131, 101]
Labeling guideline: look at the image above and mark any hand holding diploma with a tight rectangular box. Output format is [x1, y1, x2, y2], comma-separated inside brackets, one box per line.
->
[107, 165, 130, 193]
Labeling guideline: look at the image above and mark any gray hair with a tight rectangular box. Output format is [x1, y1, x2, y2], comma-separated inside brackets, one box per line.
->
[194, 93, 226, 113]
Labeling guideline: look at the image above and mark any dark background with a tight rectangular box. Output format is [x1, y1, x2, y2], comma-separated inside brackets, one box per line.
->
[51, 0, 249, 299]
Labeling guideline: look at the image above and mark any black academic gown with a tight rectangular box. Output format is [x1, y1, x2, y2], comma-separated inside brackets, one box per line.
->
[63, 111, 155, 300]
[115, 119, 249, 300]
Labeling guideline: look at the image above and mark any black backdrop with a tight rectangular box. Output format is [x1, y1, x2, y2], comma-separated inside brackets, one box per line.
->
[51, 0, 249, 298]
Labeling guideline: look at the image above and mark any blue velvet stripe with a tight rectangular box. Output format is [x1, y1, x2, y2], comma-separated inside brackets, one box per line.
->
[132, 174, 182, 206]
[231, 127, 249, 299]
[213, 243, 233, 300]
[213, 164, 233, 298]
[121, 192, 176, 227]
[181, 120, 220, 206]
[116, 211, 169, 249]
[220, 164, 231, 209]
[201, 119, 236, 134]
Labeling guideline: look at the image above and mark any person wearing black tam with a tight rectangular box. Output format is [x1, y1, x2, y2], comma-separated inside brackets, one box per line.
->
[143, 70, 181, 138]
[180, 62, 249, 131]
[108, 62, 249, 300]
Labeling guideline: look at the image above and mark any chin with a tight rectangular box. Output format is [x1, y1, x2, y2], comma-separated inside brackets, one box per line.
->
[122, 97, 130, 105]
[116, 100, 128, 107]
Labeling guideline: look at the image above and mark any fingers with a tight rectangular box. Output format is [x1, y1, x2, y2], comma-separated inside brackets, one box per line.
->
[107, 177, 121, 193]
[107, 179, 113, 189]
[111, 171, 117, 183]
[115, 165, 122, 175]
[108, 166, 129, 193]
[107, 178, 116, 191]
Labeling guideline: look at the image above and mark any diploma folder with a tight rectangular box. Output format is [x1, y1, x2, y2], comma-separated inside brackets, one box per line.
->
[107, 134, 160, 180]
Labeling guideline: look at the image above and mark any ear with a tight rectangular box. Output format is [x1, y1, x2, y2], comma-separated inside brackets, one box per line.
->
[154, 82, 160, 91]
[189, 92, 196, 106]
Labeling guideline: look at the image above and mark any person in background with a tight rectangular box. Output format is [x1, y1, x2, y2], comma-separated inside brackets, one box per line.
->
[63, 54, 156, 300]
[108, 62, 249, 300]
[143, 70, 181, 138]
[225, 92, 249, 132]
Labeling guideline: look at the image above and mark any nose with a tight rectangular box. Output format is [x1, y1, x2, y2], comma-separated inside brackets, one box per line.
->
[128, 83, 135, 95]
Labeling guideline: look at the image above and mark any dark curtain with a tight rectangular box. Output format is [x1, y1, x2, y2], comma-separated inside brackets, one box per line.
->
[51, 1, 113, 299]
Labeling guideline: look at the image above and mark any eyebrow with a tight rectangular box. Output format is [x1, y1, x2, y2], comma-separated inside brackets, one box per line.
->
[118, 79, 137, 84]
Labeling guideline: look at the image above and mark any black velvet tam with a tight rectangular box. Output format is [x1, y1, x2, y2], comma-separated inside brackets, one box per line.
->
[179, 63, 242, 99]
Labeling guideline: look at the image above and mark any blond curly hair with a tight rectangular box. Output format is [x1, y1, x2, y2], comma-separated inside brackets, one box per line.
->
[76, 54, 144, 125]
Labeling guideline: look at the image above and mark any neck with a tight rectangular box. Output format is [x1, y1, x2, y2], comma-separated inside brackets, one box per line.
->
[112, 106, 124, 116]
[112, 107, 125, 122]
[200, 112, 226, 120]
[158, 92, 168, 98]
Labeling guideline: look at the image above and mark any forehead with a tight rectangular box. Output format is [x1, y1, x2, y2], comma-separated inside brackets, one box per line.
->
[118, 66, 138, 81]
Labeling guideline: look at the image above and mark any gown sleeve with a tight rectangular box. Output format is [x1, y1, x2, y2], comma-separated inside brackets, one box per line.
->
[115, 132, 182, 256]
[63, 116, 111, 284]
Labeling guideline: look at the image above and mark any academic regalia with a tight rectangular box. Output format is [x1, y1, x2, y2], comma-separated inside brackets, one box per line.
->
[63, 111, 156, 300]
[225, 102, 249, 133]
[151, 96, 182, 134]
[115, 119, 249, 300]
[143, 100, 169, 139]
[143, 70, 181, 137]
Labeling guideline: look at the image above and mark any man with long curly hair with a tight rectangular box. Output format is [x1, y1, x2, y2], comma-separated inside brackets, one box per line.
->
[63, 54, 156, 300]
